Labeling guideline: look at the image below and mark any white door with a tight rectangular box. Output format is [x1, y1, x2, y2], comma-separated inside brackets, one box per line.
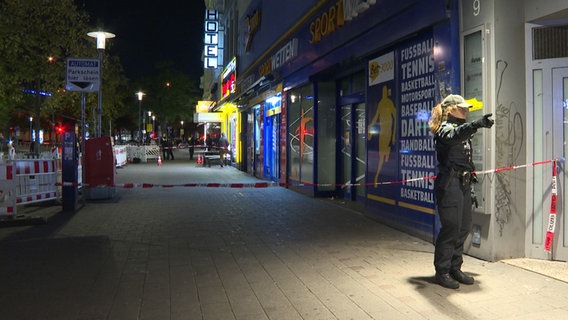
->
[531, 66, 568, 261]
[551, 67, 568, 261]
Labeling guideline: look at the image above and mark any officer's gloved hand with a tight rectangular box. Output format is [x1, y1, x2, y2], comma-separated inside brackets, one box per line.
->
[472, 113, 494, 128]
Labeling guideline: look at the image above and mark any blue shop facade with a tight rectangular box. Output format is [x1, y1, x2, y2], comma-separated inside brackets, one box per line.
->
[222, 0, 568, 262]
[235, 0, 458, 241]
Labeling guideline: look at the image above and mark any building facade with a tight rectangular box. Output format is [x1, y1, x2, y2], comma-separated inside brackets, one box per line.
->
[201, 0, 568, 262]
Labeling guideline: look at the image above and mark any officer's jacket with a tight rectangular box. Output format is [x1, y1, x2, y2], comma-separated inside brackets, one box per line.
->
[434, 117, 478, 173]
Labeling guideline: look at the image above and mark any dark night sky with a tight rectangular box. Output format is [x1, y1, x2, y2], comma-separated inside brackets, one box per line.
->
[79, 0, 206, 81]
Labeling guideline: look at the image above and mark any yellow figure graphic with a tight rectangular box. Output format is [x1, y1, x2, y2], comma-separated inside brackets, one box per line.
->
[367, 85, 396, 186]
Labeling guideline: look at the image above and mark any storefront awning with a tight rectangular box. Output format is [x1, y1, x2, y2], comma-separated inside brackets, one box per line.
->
[234, 74, 274, 105]
[193, 112, 223, 123]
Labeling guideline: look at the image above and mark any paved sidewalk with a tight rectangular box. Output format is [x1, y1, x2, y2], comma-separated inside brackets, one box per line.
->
[1, 151, 567, 319]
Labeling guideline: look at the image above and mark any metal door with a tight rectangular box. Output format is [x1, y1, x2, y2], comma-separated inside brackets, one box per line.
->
[551, 67, 568, 260]
[340, 102, 366, 200]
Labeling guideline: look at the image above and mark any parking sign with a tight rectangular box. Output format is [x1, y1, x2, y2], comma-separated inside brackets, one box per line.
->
[66, 58, 100, 92]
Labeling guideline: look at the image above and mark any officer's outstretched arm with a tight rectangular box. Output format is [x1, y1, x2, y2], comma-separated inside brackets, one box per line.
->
[471, 113, 494, 129]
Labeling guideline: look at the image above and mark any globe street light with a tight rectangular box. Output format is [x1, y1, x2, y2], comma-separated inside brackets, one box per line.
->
[135, 91, 145, 142]
[87, 30, 116, 137]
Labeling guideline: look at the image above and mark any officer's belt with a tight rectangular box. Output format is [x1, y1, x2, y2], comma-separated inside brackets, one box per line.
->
[450, 169, 474, 185]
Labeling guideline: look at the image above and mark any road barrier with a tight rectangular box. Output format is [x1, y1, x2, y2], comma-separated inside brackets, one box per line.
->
[1, 159, 59, 216]
[126, 145, 160, 163]
[0, 162, 15, 215]
[114, 145, 128, 167]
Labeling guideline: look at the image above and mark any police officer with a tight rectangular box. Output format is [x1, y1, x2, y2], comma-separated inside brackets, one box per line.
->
[428, 94, 494, 289]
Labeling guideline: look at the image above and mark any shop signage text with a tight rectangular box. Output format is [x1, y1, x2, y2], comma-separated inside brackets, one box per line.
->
[196, 101, 215, 113]
[272, 38, 298, 71]
[204, 10, 219, 69]
[244, 9, 261, 52]
[259, 38, 299, 77]
[398, 35, 436, 206]
[310, 0, 376, 44]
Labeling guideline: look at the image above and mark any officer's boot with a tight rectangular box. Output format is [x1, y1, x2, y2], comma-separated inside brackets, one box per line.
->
[435, 273, 460, 289]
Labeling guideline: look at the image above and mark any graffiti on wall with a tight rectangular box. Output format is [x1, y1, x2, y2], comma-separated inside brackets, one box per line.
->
[493, 60, 524, 235]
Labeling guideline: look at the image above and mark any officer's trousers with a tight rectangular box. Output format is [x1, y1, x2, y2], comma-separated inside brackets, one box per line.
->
[433, 172, 472, 274]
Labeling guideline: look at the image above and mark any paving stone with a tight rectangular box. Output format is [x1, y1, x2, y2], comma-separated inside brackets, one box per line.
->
[1, 156, 567, 319]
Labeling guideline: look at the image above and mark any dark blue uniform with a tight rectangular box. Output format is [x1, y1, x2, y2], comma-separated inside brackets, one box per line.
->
[433, 116, 478, 276]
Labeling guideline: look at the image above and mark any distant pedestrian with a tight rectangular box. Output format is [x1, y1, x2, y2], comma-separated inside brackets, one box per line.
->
[205, 134, 212, 149]
[8, 141, 16, 160]
[188, 133, 198, 160]
[161, 136, 168, 160]
[167, 139, 175, 160]
[218, 132, 229, 167]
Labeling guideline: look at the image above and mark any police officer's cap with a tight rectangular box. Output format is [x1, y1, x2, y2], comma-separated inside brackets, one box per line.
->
[441, 94, 472, 108]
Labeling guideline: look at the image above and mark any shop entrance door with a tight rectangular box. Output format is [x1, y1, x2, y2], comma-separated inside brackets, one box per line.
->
[340, 102, 366, 201]
[264, 114, 280, 181]
[551, 67, 568, 261]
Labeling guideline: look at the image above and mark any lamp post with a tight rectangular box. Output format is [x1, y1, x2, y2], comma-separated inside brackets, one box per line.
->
[87, 30, 116, 137]
[180, 120, 184, 140]
[147, 111, 152, 138]
[135, 91, 145, 142]
[142, 110, 146, 143]
[152, 115, 155, 138]
[29, 116, 33, 143]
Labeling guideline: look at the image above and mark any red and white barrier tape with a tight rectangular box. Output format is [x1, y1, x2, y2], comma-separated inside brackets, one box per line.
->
[57, 181, 282, 188]
[53, 158, 559, 189]
[364, 159, 558, 187]
[544, 160, 558, 252]
[160, 144, 227, 150]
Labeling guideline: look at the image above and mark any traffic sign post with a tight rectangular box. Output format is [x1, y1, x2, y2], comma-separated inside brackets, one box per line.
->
[66, 58, 99, 192]
[65, 58, 100, 93]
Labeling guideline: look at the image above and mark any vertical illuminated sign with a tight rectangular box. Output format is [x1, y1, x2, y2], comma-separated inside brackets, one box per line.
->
[204, 10, 219, 69]
[221, 57, 237, 98]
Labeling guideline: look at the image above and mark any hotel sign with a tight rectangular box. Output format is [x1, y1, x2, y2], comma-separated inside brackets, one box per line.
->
[204, 10, 219, 69]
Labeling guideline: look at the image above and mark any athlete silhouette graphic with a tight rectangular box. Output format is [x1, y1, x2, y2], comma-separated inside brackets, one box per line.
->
[367, 85, 396, 186]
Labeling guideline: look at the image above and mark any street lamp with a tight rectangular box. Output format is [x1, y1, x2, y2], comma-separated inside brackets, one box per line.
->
[152, 115, 156, 138]
[135, 91, 145, 142]
[147, 111, 152, 138]
[87, 30, 116, 137]
[180, 120, 184, 140]
[29, 117, 33, 143]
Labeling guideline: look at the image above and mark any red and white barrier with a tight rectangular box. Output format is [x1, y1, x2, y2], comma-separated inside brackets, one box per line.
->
[114, 145, 128, 167]
[0, 159, 59, 216]
[0, 162, 16, 215]
[126, 145, 160, 163]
